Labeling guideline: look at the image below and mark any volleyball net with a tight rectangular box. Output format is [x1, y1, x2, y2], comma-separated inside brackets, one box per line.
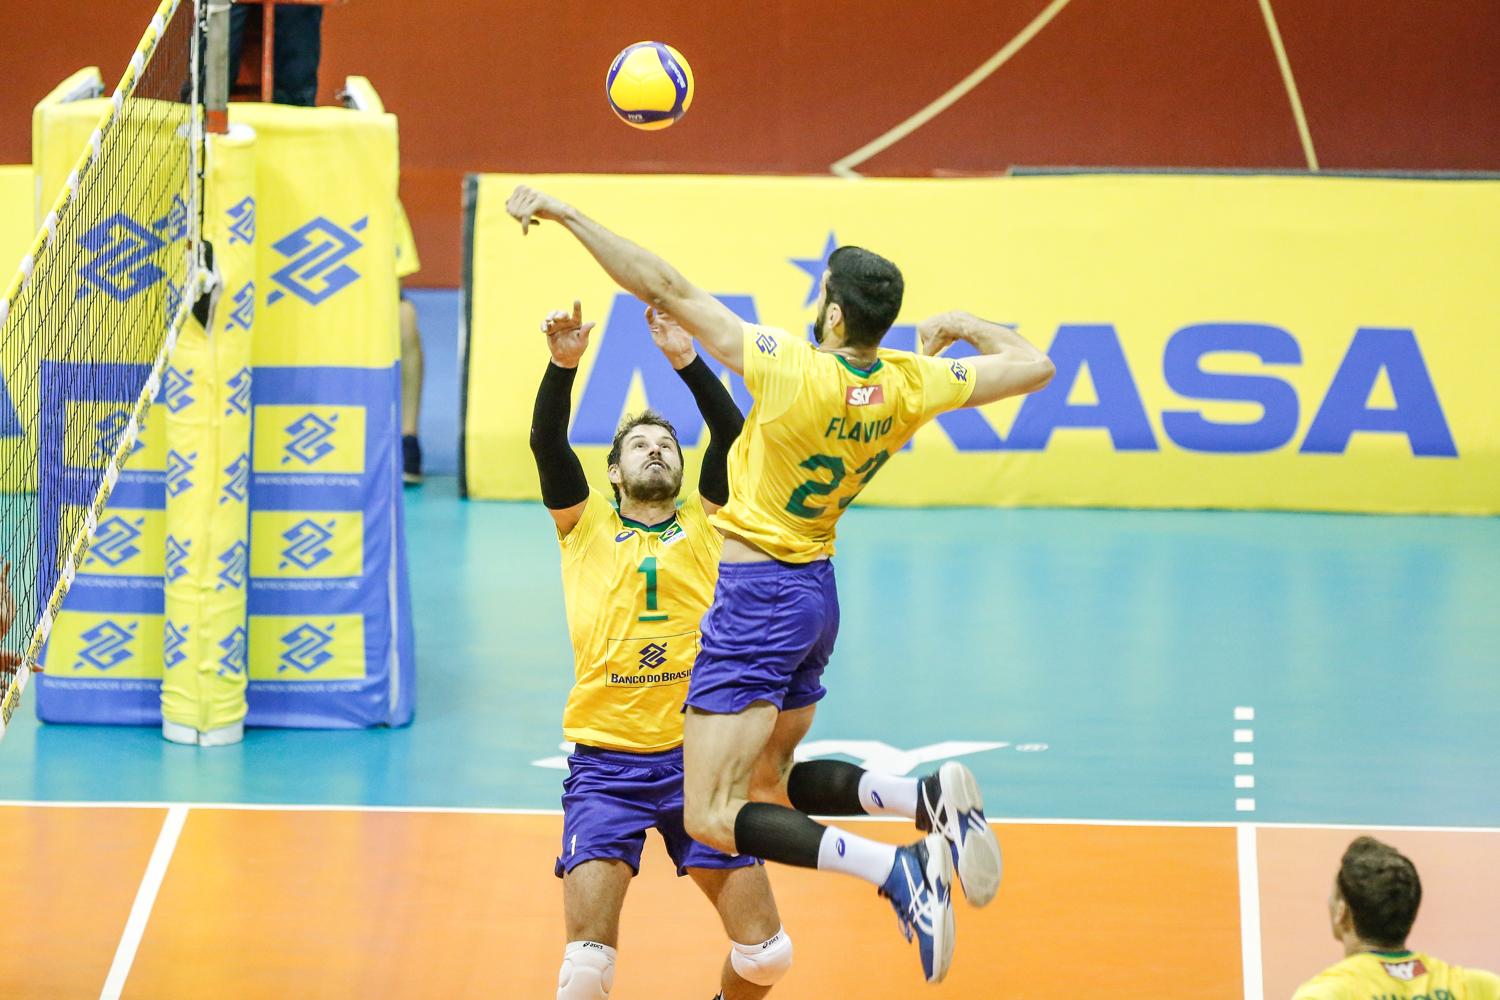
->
[0, 0, 202, 735]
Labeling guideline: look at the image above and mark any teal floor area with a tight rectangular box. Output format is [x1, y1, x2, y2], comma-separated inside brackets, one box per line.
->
[1, 476, 1496, 827]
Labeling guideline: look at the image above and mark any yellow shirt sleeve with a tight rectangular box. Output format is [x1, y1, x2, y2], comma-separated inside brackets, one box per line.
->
[741, 324, 806, 422]
[915, 353, 977, 419]
[1466, 969, 1500, 1000]
[395, 198, 421, 279]
[559, 488, 611, 549]
[1289, 979, 1347, 1000]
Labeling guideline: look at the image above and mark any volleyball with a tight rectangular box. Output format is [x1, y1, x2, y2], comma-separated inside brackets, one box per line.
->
[606, 41, 694, 130]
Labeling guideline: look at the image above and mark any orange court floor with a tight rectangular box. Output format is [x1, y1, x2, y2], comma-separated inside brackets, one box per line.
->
[2, 803, 1497, 999]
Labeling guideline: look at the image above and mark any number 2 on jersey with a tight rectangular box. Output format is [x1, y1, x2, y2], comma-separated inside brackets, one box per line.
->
[784, 449, 890, 518]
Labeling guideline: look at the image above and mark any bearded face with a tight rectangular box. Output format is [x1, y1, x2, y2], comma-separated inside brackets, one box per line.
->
[612, 424, 683, 503]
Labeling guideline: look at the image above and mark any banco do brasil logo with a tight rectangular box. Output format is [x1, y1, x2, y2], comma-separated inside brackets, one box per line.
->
[280, 518, 336, 571]
[283, 412, 337, 466]
[76, 197, 187, 302]
[279, 622, 336, 673]
[76, 620, 136, 671]
[267, 216, 365, 305]
[87, 515, 145, 567]
[638, 642, 667, 670]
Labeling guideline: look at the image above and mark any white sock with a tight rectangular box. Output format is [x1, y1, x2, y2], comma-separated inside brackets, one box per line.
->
[816, 825, 897, 886]
[858, 771, 919, 818]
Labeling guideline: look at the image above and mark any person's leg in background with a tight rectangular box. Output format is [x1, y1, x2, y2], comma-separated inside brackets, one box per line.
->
[400, 293, 424, 484]
[271, 4, 322, 106]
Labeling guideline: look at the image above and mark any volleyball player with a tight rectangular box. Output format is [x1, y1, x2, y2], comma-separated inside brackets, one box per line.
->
[506, 185, 1055, 983]
[531, 301, 791, 1000]
[1293, 836, 1498, 1000]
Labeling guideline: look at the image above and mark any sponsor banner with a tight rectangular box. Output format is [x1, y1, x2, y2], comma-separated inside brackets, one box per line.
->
[463, 173, 1500, 514]
[35, 97, 414, 729]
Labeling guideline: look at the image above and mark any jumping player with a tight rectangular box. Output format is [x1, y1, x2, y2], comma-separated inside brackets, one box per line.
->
[1293, 836, 1498, 1000]
[507, 186, 1055, 983]
[530, 300, 792, 1000]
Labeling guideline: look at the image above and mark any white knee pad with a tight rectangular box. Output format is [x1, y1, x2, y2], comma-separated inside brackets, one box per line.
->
[558, 941, 616, 1000]
[730, 926, 794, 987]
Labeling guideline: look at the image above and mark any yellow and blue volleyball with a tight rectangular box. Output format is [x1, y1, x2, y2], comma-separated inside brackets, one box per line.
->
[606, 42, 694, 131]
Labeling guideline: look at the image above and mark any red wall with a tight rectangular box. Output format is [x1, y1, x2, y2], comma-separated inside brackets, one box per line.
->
[5, 0, 1499, 285]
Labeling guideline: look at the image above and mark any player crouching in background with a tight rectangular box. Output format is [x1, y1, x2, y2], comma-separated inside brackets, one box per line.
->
[530, 301, 791, 1000]
[1293, 836, 1498, 1000]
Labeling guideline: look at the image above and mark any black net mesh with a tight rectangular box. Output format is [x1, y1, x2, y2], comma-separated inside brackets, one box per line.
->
[0, 0, 200, 730]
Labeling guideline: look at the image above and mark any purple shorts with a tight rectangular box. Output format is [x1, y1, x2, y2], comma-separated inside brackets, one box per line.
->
[555, 744, 759, 878]
[686, 559, 837, 715]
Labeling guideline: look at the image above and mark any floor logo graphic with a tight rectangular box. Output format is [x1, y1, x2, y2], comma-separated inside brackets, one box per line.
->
[282, 412, 337, 465]
[225, 368, 252, 416]
[87, 515, 145, 568]
[165, 535, 190, 583]
[279, 622, 336, 673]
[163, 621, 188, 669]
[216, 540, 248, 591]
[219, 627, 248, 675]
[279, 518, 336, 571]
[161, 366, 195, 413]
[225, 282, 254, 332]
[638, 642, 667, 670]
[226, 197, 256, 245]
[155, 194, 188, 242]
[166, 449, 196, 498]
[221, 454, 249, 504]
[75, 620, 137, 671]
[77, 214, 166, 301]
[267, 216, 366, 305]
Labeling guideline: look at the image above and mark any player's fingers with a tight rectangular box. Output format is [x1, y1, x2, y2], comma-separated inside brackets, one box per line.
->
[580, 322, 596, 336]
[572, 300, 584, 323]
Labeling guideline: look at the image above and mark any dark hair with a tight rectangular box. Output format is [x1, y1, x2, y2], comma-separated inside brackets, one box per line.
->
[826, 245, 904, 347]
[1337, 836, 1421, 948]
[606, 409, 679, 502]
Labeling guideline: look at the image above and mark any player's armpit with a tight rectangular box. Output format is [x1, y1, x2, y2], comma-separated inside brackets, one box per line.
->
[961, 352, 1056, 408]
[550, 500, 589, 539]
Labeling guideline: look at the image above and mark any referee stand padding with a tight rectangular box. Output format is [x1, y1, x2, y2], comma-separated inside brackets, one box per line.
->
[33, 79, 415, 729]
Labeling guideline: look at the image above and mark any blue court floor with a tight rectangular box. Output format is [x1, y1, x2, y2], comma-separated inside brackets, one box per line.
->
[2, 475, 1496, 828]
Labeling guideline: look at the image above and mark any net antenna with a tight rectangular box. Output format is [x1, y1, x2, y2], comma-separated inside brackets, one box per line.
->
[0, 0, 204, 737]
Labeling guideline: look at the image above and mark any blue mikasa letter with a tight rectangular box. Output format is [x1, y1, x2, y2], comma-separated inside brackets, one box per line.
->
[1300, 328, 1457, 456]
[1161, 324, 1302, 453]
[1004, 325, 1158, 451]
[571, 293, 754, 446]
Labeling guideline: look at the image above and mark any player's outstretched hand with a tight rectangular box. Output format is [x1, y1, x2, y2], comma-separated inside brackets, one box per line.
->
[506, 185, 572, 235]
[542, 301, 595, 369]
[646, 306, 696, 370]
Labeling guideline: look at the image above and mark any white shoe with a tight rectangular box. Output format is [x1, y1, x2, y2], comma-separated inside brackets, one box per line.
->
[199, 721, 244, 746]
[919, 760, 1003, 907]
[162, 719, 198, 744]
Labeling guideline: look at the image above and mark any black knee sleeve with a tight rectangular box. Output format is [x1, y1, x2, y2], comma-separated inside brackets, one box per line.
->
[786, 759, 866, 816]
[734, 802, 825, 869]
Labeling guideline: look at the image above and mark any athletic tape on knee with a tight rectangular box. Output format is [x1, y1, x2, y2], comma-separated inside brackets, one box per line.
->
[730, 927, 793, 987]
[558, 940, 616, 1000]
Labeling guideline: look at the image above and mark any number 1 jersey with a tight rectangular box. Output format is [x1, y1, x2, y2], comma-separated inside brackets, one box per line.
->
[710, 323, 977, 563]
[559, 488, 723, 752]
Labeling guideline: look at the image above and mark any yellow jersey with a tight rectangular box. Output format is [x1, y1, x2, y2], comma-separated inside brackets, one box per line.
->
[711, 324, 976, 562]
[558, 488, 723, 752]
[1293, 950, 1500, 1000]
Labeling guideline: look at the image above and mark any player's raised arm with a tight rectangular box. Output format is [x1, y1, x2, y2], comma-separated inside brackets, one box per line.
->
[529, 301, 595, 536]
[505, 185, 747, 374]
[646, 307, 744, 514]
[919, 311, 1055, 407]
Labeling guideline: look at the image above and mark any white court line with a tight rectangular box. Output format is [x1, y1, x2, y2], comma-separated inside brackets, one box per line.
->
[100, 804, 188, 1000]
[829, 0, 1074, 177]
[1237, 825, 1265, 1000]
[1257, 0, 1319, 171]
[0, 800, 1496, 833]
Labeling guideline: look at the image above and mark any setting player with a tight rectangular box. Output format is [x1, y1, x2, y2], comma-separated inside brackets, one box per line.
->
[1293, 836, 1498, 1000]
[531, 300, 792, 1000]
[506, 185, 1056, 983]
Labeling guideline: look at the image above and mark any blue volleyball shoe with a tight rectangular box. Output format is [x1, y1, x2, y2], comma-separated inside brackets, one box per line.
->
[879, 833, 955, 984]
[918, 760, 1003, 907]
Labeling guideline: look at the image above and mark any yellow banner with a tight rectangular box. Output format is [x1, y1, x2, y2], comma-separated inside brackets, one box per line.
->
[464, 173, 1500, 514]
